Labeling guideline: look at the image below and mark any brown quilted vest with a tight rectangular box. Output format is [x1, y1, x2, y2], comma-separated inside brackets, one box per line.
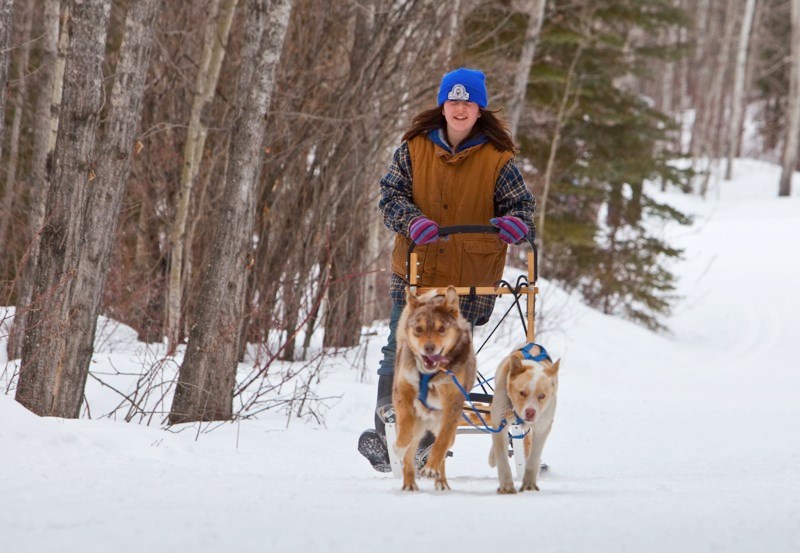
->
[390, 134, 514, 287]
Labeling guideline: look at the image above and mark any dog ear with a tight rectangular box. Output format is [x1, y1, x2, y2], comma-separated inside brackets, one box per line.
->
[544, 358, 560, 377]
[509, 354, 526, 378]
[443, 285, 460, 316]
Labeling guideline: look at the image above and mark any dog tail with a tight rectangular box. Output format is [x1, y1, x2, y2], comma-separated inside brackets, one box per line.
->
[488, 448, 496, 468]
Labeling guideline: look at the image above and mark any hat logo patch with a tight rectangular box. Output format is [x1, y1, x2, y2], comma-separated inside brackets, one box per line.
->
[447, 84, 470, 101]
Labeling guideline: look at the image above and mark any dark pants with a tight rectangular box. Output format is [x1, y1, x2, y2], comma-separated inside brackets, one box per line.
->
[377, 303, 404, 377]
[373, 303, 402, 434]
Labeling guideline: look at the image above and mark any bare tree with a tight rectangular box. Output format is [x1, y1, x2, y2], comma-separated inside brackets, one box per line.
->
[236, 0, 449, 353]
[0, 0, 26, 254]
[443, 0, 462, 66]
[508, 0, 546, 140]
[15, 0, 112, 417]
[694, 0, 738, 196]
[67, 0, 163, 409]
[0, 0, 12, 174]
[165, 0, 239, 352]
[780, 0, 800, 197]
[46, 2, 69, 159]
[676, 0, 691, 152]
[691, 0, 712, 100]
[724, 0, 757, 180]
[7, 0, 62, 360]
[169, 0, 294, 424]
[321, 1, 451, 348]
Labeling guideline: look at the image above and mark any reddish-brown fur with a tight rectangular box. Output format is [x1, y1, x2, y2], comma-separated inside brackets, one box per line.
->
[392, 286, 476, 491]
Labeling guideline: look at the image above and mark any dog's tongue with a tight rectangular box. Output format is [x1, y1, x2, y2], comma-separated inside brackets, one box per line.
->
[423, 354, 449, 366]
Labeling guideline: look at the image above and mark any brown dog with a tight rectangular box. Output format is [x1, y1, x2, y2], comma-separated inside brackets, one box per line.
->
[489, 345, 560, 493]
[392, 285, 476, 491]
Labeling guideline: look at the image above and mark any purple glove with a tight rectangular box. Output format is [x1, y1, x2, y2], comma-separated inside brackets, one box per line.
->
[409, 217, 439, 245]
[490, 216, 529, 244]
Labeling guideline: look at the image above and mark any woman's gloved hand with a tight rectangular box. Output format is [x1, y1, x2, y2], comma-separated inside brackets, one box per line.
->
[409, 217, 440, 245]
[490, 216, 528, 244]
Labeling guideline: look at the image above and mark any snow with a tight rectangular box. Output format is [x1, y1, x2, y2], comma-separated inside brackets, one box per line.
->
[2, 158, 800, 553]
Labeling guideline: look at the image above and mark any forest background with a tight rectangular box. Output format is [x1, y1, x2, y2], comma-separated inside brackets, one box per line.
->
[0, 0, 797, 422]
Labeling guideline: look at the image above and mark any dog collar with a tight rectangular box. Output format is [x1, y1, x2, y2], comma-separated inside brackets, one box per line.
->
[517, 342, 552, 363]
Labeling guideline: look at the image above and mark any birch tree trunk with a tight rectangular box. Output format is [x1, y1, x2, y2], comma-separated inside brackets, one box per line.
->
[15, 0, 112, 418]
[660, 23, 677, 193]
[676, 11, 689, 151]
[660, 32, 674, 115]
[165, 0, 238, 352]
[47, 2, 70, 164]
[0, 0, 12, 170]
[724, 0, 757, 181]
[7, 0, 62, 360]
[697, 0, 737, 197]
[779, 0, 800, 197]
[508, 0, 546, 141]
[690, 0, 711, 102]
[0, 0, 27, 252]
[169, 0, 293, 424]
[65, 0, 163, 404]
[688, 0, 712, 156]
[443, 0, 461, 66]
[353, 0, 380, 327]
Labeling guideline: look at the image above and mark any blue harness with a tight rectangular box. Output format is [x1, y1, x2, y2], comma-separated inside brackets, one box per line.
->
[518, 342, 552, 363]
[417, 372, 438, 410]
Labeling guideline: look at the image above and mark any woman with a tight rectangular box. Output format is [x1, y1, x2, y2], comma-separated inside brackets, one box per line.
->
[358, 67, 535, 472]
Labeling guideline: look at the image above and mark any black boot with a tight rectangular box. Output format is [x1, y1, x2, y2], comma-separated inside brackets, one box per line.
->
[414, 431, 454, 471]
[358, 374, 394, 473]
[414, 431, 436, 470]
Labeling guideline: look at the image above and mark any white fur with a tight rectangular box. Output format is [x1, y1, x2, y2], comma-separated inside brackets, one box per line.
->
[489, 355, 559, 494]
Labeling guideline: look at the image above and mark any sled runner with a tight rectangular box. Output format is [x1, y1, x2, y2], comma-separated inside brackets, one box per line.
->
[381, 225, 540, 479]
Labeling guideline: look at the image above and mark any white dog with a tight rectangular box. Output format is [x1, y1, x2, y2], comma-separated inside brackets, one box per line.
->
[489, 344, 560, 493]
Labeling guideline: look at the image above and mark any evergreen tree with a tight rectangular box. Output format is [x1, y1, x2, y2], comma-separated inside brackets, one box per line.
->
[465, 0, 693, 331]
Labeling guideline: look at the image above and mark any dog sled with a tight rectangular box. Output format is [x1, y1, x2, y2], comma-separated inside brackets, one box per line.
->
[380, 225, 541, 480]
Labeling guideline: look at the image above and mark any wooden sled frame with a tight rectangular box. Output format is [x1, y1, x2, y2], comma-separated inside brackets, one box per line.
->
[383, 225, 538, 480]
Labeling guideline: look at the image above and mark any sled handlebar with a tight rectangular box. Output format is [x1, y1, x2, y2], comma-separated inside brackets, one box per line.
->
[406, 225, 538, 283]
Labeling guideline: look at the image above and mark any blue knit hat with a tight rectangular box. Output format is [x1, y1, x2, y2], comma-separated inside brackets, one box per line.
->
[437, 68, 488, 108]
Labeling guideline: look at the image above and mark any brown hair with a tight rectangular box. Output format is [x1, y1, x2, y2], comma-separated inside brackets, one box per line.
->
[402, 106, 516, 153]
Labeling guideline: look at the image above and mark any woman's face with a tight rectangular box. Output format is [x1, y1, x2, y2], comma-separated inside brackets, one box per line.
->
[442, 100, 480, 135]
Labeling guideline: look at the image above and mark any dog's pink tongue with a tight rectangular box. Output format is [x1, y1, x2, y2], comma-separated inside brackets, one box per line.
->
[426, 354, 449, 365]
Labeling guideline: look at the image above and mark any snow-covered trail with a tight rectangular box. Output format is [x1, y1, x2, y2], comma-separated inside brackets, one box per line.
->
[1, 160, 799, 553]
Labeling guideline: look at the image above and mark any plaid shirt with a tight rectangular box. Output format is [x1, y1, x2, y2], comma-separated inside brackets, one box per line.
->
[379, 132, 535, 325]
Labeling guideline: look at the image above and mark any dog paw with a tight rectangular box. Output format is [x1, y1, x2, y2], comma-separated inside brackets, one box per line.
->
[419, 464, 441, 479]
[497, 484, 517, 495]
[519, 481, 540, 492]
[401, 482, 419, 492]
[434, 479, 451, 491]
